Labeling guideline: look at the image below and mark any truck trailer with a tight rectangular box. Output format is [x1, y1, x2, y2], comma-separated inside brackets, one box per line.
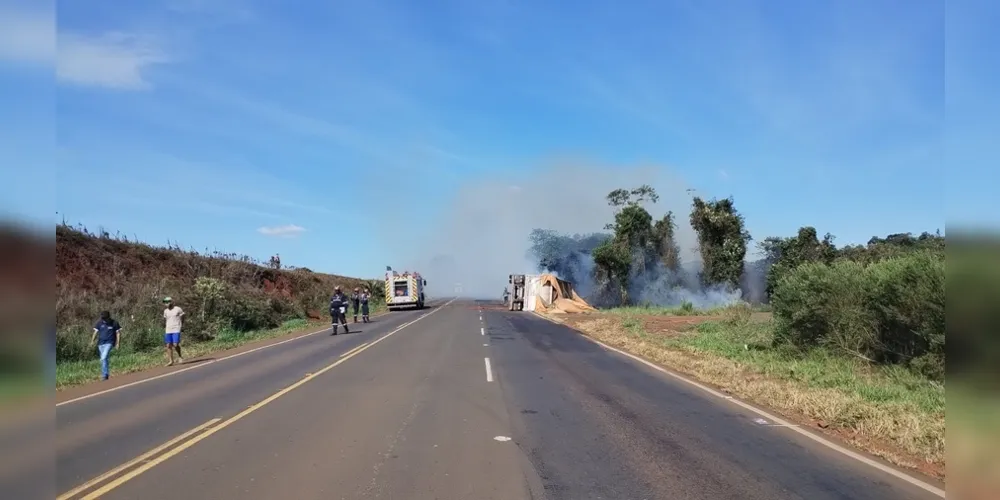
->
[385, 268, 426, 311]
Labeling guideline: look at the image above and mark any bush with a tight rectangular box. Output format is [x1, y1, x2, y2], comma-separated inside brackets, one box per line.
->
[56, 224, 375, 363]
[679, 301, 695, 315]
[771, 252, 944, 379]
[721, 301, 753, 327]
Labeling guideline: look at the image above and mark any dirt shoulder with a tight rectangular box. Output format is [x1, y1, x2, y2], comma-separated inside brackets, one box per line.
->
[56, 321, 327, 402]
[544, 311, 946, 482]
[56, 310, 391, 401]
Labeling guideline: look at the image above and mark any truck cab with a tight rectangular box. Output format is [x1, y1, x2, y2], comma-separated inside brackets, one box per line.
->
[508, 274, 525, 311]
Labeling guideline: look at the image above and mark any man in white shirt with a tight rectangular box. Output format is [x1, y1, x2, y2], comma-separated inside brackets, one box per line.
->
[163, 297, 185, 366]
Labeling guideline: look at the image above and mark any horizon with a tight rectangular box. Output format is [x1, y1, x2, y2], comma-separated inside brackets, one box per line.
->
[2, 0, 992, 280]
[54, 218, 943, 280]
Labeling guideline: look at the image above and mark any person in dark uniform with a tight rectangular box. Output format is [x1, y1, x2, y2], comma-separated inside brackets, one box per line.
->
[329, 286, 350, 335]
[360, 289, 371, 323]
[350, 287, 361, 323]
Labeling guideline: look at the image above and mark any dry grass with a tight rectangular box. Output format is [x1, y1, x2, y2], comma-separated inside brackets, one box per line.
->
[556, 312, 945, 479]
[56, 318, 314, 388]
[56, 224, 383, 366]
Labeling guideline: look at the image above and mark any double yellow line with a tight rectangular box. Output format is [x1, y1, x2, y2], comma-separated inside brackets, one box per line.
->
[58, 298, 455, 500]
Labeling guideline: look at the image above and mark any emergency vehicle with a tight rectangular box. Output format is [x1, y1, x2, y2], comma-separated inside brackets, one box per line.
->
[384, 267, 426, 311]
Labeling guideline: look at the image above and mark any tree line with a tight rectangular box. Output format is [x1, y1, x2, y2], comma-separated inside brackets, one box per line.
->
[529, 185, 945, 380]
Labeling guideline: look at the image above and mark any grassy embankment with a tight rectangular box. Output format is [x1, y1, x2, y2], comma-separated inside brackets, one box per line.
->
[554, 251, 947, 479]
[56, 224, 385, 388]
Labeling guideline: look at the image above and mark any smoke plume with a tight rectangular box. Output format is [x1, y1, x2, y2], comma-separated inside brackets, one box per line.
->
[391, 160, 749, 307]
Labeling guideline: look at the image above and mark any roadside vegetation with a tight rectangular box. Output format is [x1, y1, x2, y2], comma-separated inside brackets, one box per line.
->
[56, 224, 385, 388]
[532, 186, 947, 477]
[56, 318, 317, 387]
[944, 236, 1000, 498]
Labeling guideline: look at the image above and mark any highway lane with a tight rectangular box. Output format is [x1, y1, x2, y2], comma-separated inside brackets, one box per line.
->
[486, 306, 943, 500]
[57, 297, 539, 500]
[52, 299, 943, 500]
[53, 299, 450, 498]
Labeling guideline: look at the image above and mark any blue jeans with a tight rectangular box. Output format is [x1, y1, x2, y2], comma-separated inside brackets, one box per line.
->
[97, 343, 113, 379]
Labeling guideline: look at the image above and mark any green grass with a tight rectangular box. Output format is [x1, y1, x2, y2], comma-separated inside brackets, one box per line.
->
[671, 321, 945, 415]
[56, 318, 315, 388]
[565, 313, 946, 472]
[604, 301, 770, 317]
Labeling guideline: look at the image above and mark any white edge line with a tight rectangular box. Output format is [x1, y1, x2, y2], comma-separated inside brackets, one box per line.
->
[57, 298, 455, 407]
[59, 298, 458, 499]
[529, 311, 945, 498]
[484, 357, 493, 382]
[480, 327, 485, 336]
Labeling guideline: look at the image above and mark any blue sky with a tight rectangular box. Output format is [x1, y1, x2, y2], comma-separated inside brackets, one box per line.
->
[0, 0, 990, 278]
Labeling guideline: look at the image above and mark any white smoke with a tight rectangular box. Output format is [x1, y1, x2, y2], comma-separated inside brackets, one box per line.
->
[630, 261, 743, 308]
[386, 160, 750, 306]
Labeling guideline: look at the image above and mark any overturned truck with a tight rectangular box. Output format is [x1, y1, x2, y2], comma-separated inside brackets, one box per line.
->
[506, 273, 596, 313]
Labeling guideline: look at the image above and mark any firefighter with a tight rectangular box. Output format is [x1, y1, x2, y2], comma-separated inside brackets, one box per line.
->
[329, 286, 350, 335]
[360, 289, 371, 323]
[351, 287, 362, 323]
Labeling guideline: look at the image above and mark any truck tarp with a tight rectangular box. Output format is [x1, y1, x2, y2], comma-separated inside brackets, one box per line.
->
[531, 273, 596, 314]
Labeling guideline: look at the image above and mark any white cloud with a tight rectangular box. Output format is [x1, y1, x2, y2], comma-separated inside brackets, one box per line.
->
[1, 6, 168, 90]
[257, 224, 306, 238]
[0, 6, 54, 64]
[57, 32, 169, 90]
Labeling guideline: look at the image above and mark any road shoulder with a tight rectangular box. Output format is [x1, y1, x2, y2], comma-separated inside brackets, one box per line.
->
[56, 322, 330, 402]
[531, 310, 947, 492]
[55, 307, 390, 402]
[56, 302, 435, 401]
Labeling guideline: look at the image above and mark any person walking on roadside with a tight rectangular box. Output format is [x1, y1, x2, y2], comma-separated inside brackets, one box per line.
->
[162, 297, 185, 366]
[329, 286, 350, 335]
[360, 289, 371, 323]
[351, 287, 361, 323]
[91, 311, 121, 381]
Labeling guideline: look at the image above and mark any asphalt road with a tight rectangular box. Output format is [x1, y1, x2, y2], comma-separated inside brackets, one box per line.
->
[45, 298, 944, 500]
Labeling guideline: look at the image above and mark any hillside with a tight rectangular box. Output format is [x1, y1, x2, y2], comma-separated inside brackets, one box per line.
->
[55, 224, 380, 364]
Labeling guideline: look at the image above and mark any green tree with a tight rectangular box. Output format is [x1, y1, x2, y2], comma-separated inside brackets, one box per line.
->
[689, 196, 751, 289]
[593, 184, 660, 303]
[651, 212, 681, 272]
[762, 227, 838, 299]
[528, 229, 610, 283]
[837, 231, 944, 264]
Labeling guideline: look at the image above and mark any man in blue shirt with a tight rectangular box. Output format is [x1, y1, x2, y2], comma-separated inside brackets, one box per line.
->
[91, 311, 121, 381]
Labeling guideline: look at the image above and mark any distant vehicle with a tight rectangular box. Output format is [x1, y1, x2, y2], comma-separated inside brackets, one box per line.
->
[507, 274, 525, 311]
[385, 267, 426, 311]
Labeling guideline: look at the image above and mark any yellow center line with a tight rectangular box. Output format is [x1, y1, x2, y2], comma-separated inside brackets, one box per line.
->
[339, 341, 370, 358]
[71, 297, 456, 500]
[57, 418, 222, 500]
